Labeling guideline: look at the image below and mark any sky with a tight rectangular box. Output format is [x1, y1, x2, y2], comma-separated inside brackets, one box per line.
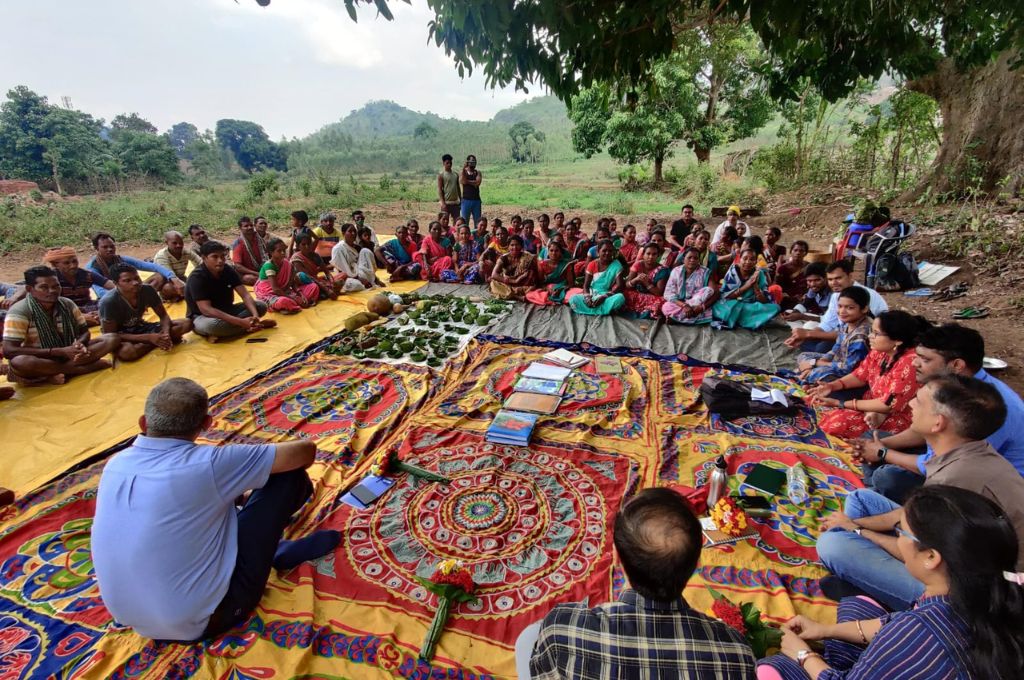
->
[0, 0, 537, 139]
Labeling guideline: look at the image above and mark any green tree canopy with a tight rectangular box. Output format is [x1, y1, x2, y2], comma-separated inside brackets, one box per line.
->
[569, 22, 773, 180]
[165, 122, 200, 158]
[508, 121, 546, 163]
[215, 119, 287, 173]
[110, 112, 158, 135]
[112, 130, 181, 183]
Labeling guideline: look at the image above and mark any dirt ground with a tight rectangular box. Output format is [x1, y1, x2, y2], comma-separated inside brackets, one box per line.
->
[2, 194, 1020, 391]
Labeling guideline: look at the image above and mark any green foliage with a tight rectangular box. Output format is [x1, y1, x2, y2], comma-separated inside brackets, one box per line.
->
[508, 121, 546, 163]
[415, 0, 1021, 102]
[413, 121, 438, 140]
[245, 171, 279, 203]
[297, 177, 313, 197]
[165, 122, 200, 158]
[214, 119, 287, 173]
[109, 112, 157, 135]
[316, 170, 342, 196]
[570, 23, 773, 180]
[111, 130, 181, 183]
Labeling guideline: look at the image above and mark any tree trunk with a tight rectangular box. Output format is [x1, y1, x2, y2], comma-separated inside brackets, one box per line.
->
[653, 154, 664, 183]
[907, 50, 1024, 198]
[693, 147, 711, 164]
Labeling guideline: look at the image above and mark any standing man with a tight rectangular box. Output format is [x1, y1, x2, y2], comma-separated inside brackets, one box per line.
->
[437, 154, 461, 221]
[460, 154, 483, 227]
[2, 265, 120, 385]
[186, 241, 275, 339]
[100, 263, 193, 362]
[92, 378, 340, 641]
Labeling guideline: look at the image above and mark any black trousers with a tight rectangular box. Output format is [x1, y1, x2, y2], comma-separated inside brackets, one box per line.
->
[200, 468, 313, 639]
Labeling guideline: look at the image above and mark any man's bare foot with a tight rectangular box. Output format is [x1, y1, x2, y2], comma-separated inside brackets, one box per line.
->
[12, 373, 66, 386]
[0, 386, 15, 400]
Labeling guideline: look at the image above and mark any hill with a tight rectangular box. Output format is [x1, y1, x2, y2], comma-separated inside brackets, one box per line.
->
[287, 96, 574, 175]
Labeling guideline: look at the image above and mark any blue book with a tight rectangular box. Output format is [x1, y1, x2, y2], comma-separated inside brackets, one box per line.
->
[486, 410, 540, 445]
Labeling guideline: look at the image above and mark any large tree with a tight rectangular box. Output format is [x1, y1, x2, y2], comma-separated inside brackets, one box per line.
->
[569, 22, 772, 180]
[165, 122, 200, 158]
[110, 112, 158, 135]
[357, 0, 1021, 195]
[215, 119, 287, 173]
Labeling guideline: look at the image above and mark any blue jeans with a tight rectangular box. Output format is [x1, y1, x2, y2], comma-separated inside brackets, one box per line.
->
[816, 488, 924, 611]
[460, 199, 482, 226]
[801, 339, 833, 353]
[859, 431, 925, 504]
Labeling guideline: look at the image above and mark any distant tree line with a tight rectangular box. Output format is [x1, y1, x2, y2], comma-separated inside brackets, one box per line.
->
[0, 86, 287, 194]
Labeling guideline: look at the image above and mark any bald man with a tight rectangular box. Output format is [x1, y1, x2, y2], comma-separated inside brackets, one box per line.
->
[155, 231, 202, 302]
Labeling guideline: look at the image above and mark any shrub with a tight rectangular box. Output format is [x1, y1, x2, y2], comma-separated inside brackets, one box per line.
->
[297, 178, 313, 197]
[245, 171, 279, 202]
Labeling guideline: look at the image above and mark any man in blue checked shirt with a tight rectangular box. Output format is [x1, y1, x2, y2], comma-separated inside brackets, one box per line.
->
[517, 488, 756, 679]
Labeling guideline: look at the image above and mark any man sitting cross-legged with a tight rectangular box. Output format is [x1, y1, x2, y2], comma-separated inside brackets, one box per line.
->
[186, 241, 276, 339]
[154, 230, 202, 287]
[92, 378, 340, 641]
[518, 487, 756, 679]
[2, 265, 120, 385]
[99, 264, 193, 361]
[816, 374, 1024, 610]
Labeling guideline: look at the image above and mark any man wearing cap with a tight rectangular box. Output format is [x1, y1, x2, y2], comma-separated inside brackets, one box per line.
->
[460, 155, 483, 227]
[185, 242, 275, 339]
[43, 246, 115, 326]
[712, 206, 753, 245]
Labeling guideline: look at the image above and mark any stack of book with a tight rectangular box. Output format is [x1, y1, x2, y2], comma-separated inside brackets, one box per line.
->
[486, 410, 540, 446]
[504, 371, 569, 415]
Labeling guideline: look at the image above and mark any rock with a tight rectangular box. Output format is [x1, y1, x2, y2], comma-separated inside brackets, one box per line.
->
[0, 180, 40, 196]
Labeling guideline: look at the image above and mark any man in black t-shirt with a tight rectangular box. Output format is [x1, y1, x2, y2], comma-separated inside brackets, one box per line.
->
[100, 264, 193, 361]
[669, 204, 701, 250]
[185, 242, 275, 339]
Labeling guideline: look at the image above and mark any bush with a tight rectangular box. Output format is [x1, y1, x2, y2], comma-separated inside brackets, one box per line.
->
[316, 170, 341, 196]
[379, 174, 393, 191]
[297, 178, 313, 197]
[245, 171, 279, 202]
[617, 164, 651, 191]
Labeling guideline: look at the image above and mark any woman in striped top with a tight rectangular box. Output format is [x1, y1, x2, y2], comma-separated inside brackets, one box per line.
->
[757, 485, 1024, 679]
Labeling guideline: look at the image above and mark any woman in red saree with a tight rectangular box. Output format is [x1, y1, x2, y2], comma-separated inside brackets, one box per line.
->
[623, 243, 670, 318]
[808, 311, 930, 439]
[413, 221, 455, 281]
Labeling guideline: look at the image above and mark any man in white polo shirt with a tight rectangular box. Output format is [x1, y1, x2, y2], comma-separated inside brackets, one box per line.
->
[92, 378, 339, 641]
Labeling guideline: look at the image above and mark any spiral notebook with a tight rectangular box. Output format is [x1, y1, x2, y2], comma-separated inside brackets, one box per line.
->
[700, 516, 759, 547]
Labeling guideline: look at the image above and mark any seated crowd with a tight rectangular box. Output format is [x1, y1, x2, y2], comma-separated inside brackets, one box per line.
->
[6, 201, 1024, 679]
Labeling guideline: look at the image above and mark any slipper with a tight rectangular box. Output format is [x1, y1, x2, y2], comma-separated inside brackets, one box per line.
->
[953, 306, 989, 319]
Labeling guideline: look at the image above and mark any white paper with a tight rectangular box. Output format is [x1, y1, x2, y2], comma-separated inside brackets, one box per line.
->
[751, 388, 788, 406]
[522, 361, 573, 381]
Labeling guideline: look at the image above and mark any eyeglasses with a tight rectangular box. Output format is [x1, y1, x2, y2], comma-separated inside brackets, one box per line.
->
[894, 520, 919, 543]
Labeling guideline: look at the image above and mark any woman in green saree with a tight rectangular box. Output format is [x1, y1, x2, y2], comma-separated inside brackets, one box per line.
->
[526, 240, 573, 306]
[712, 248, 780, 329]
[567, 239, 626, 316]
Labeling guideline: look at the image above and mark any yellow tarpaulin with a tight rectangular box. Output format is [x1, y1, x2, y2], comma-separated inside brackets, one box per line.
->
[0, 281, 423, 495]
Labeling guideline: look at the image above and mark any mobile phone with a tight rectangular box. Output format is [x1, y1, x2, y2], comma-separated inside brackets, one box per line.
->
[350, 483, 381, 505]
[734, 495, 771, 510]
[246, 337, 269, 343]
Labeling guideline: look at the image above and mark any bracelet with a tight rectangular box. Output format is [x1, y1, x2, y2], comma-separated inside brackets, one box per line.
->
[798, 651, 824, 668]
[855, 620, 868, 645]
[852, 399, 858, 411]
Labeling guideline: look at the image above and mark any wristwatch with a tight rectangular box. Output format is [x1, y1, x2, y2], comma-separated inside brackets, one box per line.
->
[797, 649, 822, 667]
[877, 447, 889, 464]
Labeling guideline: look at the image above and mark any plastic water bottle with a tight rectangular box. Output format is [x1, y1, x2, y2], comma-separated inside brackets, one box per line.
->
[787, 462, 810, 505]
[707, 456, 729, 508]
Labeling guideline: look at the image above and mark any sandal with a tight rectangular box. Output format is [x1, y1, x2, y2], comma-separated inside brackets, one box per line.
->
[953, 306, 990, 319]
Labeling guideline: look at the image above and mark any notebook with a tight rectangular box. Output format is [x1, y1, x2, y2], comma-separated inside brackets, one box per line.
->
[522, 362, 573, 381]
[514, 376, 568, 396]
[593, 356, 623, 374]
[486, 410, 541, 445]
[700, 516, 759, 547]
[739, 463, 787, 497]
[503, 391, 562, 415]
[542, 348, 589, 368]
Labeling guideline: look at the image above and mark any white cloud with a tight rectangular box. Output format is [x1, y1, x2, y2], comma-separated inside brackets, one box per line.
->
[0, 0, 535, 138]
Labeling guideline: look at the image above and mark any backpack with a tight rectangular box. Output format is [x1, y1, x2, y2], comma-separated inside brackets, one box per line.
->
[699, 376, 801, 419]
[874, 251, 920, 291]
